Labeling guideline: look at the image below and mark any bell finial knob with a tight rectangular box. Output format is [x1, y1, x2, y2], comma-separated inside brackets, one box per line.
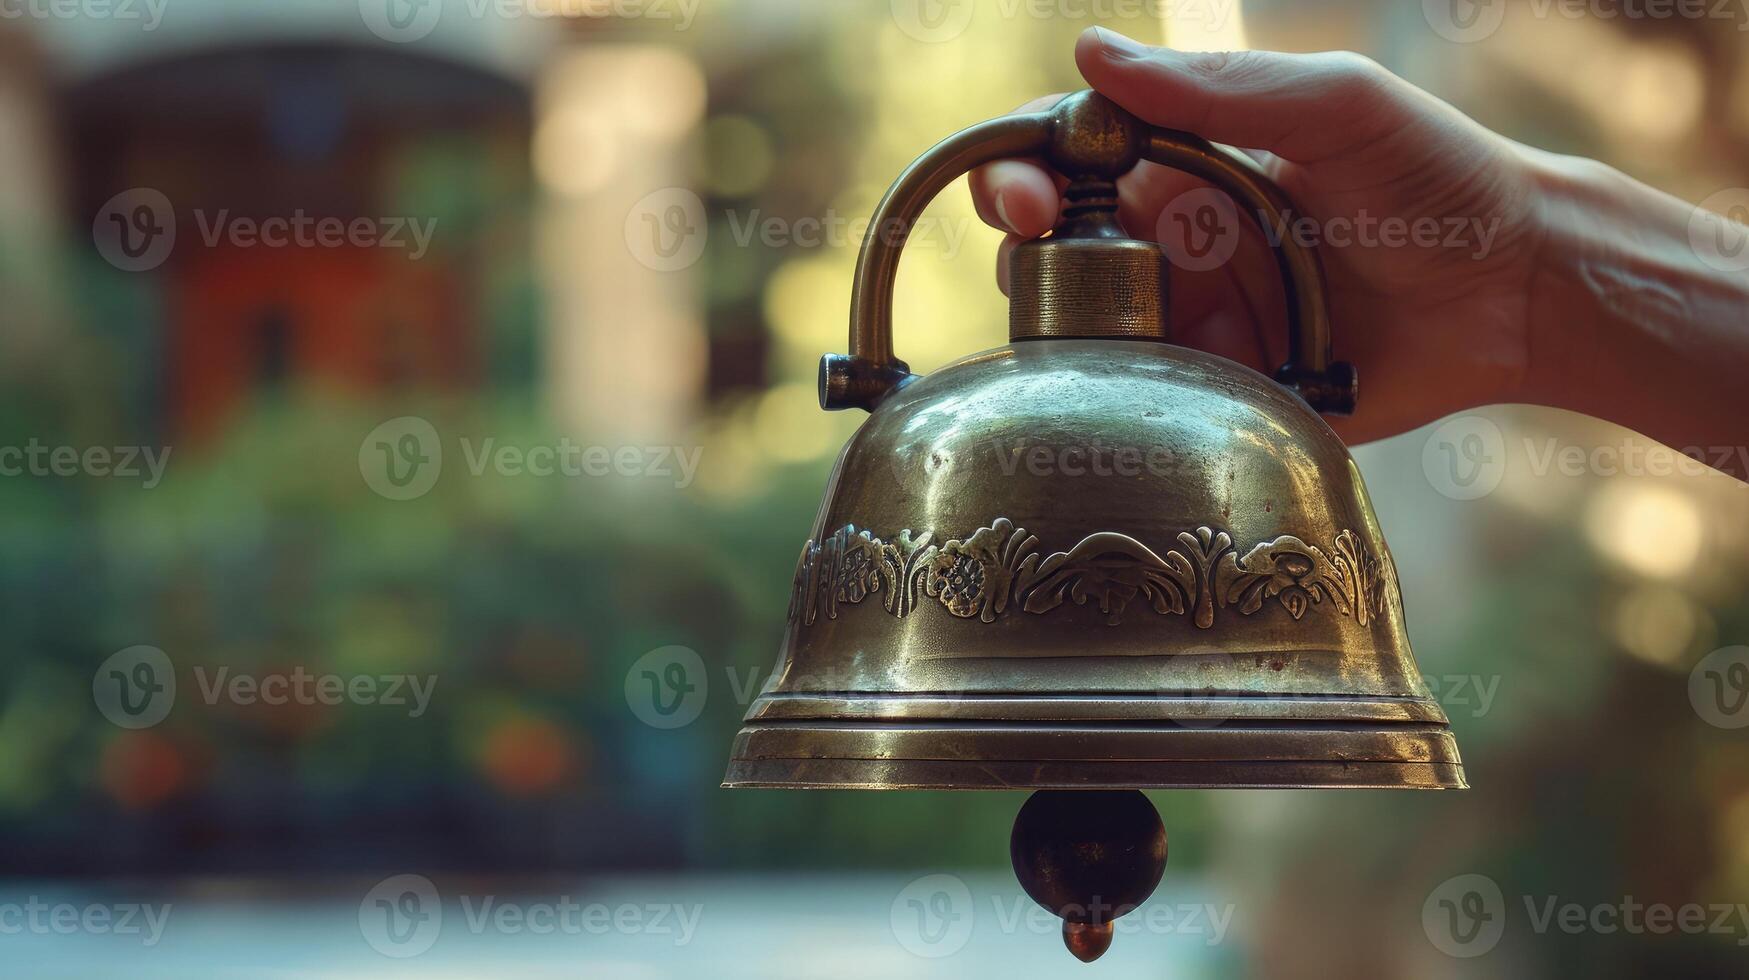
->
[1009, 790, 1168, 963]
[1046, 90, 1145, 180]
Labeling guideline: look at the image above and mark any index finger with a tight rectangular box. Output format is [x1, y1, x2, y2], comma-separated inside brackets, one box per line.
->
[968, 94, 1070, 239]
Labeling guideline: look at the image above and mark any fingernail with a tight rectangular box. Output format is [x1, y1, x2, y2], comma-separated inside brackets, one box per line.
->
[1091, 26, 1146, 59]
[993, 189, 1019, 234]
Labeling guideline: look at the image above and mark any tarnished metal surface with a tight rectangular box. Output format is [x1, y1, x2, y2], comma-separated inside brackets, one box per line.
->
[726, 342, 1465, 790]
[1008, 237, 1167, 340]
[725, 89, 1464, 792]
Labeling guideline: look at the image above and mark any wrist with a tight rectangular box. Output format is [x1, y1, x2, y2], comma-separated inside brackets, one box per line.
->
[1517, 148, 1652, 416]
[1517, 146, 1749, 455]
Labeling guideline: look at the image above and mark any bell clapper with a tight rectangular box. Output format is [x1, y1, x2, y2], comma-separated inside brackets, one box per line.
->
[1009, 790, 1168, 963]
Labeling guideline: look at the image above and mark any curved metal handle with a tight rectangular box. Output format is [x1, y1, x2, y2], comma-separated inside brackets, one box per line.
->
[1142, 130, 1354, 413]
[817, 112, 1053, 411]
[819, 91, 1356, 415]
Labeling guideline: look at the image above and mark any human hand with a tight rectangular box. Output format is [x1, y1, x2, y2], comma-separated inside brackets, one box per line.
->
[971, 27, 1547, 445]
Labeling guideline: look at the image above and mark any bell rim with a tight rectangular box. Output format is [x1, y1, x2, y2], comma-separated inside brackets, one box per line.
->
[743, 692, 1453, 725]
[722, 758, 1469, 791]
[724, 720, 1468, 791]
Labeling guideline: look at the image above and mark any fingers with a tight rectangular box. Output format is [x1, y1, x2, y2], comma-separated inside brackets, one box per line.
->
[969, 95, 1070, 240]
[1074, 27, 1415, 163]
[971, 160, 1062, 238]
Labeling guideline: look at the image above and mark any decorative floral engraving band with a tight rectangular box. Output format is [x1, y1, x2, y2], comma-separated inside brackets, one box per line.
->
[790, 519, 1392, 628]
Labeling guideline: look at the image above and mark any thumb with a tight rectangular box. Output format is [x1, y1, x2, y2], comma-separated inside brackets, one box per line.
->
[1075, 27, 1414, 163]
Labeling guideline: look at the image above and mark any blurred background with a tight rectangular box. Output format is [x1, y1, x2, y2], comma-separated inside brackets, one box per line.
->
[1, 0, 1748, 976]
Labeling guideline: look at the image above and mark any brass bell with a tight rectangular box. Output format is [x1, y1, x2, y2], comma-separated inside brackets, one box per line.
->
[723, 90, 1465, 960]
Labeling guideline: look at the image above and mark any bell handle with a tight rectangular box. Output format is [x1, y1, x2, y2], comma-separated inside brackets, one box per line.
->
[819, 111, 1054, 412]
[1141, 131, 1354, 413]
[820, 90, 1356, 415]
